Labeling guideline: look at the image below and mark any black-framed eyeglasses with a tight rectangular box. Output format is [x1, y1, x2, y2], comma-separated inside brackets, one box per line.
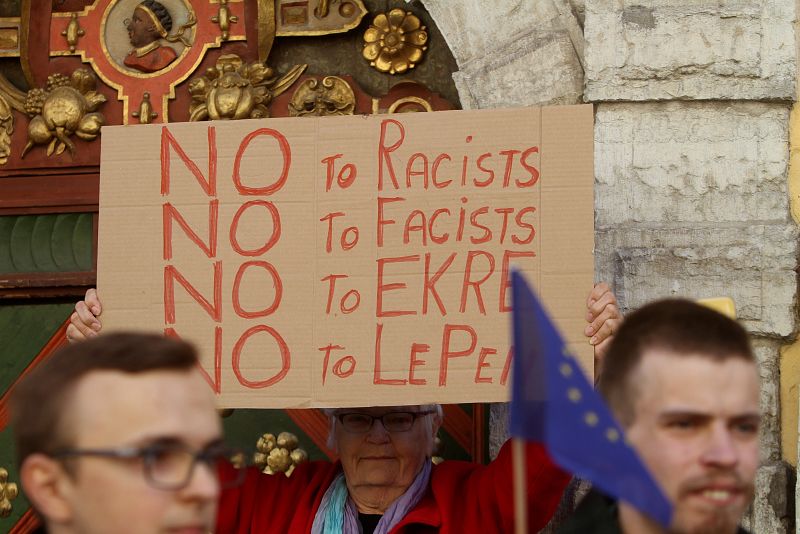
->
[51, 441, 246, 491]
[337, 411, 436, 433]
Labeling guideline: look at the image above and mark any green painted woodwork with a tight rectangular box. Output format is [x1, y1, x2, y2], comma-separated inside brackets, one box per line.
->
[8, 216, 35, 272]
[0, 217, 15, 273]
[0, 302, 72, 528]
[0, 214, 94, 274]
[31, 216, 58, 272]
[72, 214, 94, 270]
[0, 302, 73, 394]
[51, 215, 79, 271]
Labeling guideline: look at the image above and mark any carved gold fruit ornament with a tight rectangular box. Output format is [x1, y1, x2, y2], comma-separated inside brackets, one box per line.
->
[362, 9, 427, 74]
[288, 76, 355, 117]
[253, 432, 308, 477]
[0, 468, 18, 517]
[188, 54, 306, 121]
[22, 69, 106, 158]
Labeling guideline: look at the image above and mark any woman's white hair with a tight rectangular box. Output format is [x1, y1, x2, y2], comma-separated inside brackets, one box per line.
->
[323, 404, 444, 452]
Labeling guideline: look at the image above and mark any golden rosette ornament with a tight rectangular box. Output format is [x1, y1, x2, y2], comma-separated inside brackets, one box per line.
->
[362, 9, 428, 74]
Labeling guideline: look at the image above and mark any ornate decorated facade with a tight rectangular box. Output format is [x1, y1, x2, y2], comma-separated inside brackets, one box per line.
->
[0, 1, 484, 530]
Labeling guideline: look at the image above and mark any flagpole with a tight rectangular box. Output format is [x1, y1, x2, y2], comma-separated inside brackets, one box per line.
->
[513, 437, 528, 534]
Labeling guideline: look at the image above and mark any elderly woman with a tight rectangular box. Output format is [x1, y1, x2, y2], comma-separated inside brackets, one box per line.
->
[216, 405, 569, 533]
[68, 284, 620, 532]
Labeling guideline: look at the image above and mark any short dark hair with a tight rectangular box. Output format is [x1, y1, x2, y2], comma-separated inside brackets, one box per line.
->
[598, 299, 754, 426]
[10, 333, 197, 468]
[140, 0, 172, 32]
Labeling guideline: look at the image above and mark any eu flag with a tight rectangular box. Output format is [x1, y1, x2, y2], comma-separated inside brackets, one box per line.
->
[509, 271, 673, 528]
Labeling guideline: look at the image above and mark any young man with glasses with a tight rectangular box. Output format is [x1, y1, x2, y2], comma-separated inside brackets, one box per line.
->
[10, 333, 240, 534]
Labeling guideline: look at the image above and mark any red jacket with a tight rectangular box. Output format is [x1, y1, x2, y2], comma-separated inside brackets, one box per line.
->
[217, 440, 569, 533]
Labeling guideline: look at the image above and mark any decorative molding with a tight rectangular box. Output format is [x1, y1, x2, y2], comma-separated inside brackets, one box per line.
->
[211, 0, 238, 40]
[276, 0, 367, 37]
[60, 13, 85, 53]
[131, 92, 157, 124]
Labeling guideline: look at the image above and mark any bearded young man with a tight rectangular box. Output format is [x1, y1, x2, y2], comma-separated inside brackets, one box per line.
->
[559, 299, 760, 534]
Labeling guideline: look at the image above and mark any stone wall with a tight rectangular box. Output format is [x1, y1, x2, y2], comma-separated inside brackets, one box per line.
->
[421, 0, 798, 531]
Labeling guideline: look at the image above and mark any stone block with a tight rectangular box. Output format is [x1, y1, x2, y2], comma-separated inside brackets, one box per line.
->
[595, 224, 798, 337]
[423, 0, 585, 108]
[595, 102, 791, 225]
[453, 30, 584, 109]
[422, 0, 565, 65]
[585, 0, 796, 101]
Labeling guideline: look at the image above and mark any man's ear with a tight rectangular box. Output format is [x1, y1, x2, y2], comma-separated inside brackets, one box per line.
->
[20, 454, 75, 524]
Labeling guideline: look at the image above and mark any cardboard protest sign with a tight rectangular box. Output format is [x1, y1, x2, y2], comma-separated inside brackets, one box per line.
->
[98, 105, 594, 408]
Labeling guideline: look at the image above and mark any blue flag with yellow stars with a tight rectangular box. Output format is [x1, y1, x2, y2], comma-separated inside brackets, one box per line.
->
[509, 271, 673, 528]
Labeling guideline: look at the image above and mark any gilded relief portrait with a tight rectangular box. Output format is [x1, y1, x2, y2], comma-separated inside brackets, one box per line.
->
[103, 0, 195, 75]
